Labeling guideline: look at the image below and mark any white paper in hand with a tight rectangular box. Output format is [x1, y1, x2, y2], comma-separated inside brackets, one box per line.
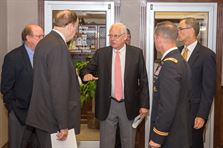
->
[51, 128, 77, 148]
[132, 115, 144, 128]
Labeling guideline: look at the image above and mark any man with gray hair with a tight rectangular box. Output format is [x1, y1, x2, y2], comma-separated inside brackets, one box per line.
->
[80, 23, 149, 148]
[149, 21, 192, 148]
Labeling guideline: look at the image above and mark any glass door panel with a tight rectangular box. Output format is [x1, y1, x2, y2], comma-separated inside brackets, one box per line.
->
[146, 3, 217, 148]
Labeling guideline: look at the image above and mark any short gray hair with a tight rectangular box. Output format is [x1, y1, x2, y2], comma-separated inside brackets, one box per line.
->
[154, 21, 178, 41]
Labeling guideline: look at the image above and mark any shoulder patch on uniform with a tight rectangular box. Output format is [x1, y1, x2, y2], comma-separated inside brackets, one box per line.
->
[163, 57, 178, 63]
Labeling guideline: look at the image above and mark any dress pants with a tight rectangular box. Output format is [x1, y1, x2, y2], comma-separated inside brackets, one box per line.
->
[192, 126, 205, 148]
[115, 125, 122, 148]
[9, 111, 39, 148]
[100, 99, 136, 148]
[191, 103, 206, 148]
[9, 111, 25, 148]
[36, 129, 52, 148]
[21, 126, 39, 148]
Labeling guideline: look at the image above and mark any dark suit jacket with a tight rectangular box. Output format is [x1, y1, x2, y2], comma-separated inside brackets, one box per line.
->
[150, 49, 192, 148]
[179, 42, 216, 120]
[80, 45, 150, 120]
[26, 31, 80, 134]
[1, 44, 33, 125]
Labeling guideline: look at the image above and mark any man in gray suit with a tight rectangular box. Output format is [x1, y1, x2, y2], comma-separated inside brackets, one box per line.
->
[80, 23, 149, 148]
[26, 10, 80, 148]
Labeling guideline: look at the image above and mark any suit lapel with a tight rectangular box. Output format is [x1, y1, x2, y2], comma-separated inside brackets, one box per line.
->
[188, 43, 200, 65]
[107, 47, 113, 83]
[124, 45, 131, 85]
[21, 45, 33, 72]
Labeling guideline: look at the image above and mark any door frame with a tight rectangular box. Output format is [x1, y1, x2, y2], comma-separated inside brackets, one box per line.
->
[145, 2, 217, 148]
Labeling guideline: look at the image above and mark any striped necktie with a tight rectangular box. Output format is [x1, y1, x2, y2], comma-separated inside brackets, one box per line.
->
[182, 47, 189, 61]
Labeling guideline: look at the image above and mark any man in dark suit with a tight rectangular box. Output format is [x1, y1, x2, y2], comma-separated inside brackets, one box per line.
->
[178, 17, 216, 148]
[1, 24, 44, 148]
[26, 10, 80, 148]
[149, 21, 192, 148]
[80, 23, 149, 148]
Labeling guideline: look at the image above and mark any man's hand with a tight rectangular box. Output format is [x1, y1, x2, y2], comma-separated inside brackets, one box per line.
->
[194, 117, 205, 129]
[139, 107, 149, 118]
[149, 140, 161, 148]
[83, 74, 98, 82]
[56, 128, 68, 141]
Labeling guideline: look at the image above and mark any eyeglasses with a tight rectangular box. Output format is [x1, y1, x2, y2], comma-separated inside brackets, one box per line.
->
[32, 34, 44, 39]
[108, 33, 125, 39]
[178, 27, 192, 31]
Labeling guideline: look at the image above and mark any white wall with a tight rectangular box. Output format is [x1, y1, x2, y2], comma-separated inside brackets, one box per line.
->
[120, 0, 141, 47]
[0, 0, 8, 146]
[7, 0, 38, 51]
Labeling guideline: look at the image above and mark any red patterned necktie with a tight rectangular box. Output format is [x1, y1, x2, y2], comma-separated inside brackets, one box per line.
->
[114, 51, 123, 101]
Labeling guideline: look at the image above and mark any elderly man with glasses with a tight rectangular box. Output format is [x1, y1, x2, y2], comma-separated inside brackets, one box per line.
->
[80, 23, 150, 148]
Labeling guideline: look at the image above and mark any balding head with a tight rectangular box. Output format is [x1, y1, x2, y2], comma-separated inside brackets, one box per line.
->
[53, 9, 78, 27]
[53, 9, 79, 42]
[22, 24, 43, 42]
[22, 24, 44, 50]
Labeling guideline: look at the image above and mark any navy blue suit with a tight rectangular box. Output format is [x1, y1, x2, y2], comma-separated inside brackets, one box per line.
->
[1, 44, 37, 148]
[1, 44, 33, 125]
[180, 42, 216, 148]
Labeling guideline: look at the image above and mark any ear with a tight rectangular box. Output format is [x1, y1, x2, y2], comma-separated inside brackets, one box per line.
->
[26, 35, 32, 41]
[123, 34, 128, 40]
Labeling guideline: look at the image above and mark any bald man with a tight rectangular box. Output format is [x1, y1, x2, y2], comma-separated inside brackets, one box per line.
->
[26, 10, 80, 148]
[80, 23, 149, 148]
[1, 24, 44, 148]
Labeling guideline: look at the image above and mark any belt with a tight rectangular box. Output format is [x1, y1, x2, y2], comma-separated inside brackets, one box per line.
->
[110, 96, 124, 103]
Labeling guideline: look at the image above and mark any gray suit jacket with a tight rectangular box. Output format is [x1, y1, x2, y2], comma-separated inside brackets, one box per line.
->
[26, 31, 80, 134]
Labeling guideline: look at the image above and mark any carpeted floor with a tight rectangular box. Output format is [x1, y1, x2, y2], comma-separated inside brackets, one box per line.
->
[76, 124, 100, 141]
